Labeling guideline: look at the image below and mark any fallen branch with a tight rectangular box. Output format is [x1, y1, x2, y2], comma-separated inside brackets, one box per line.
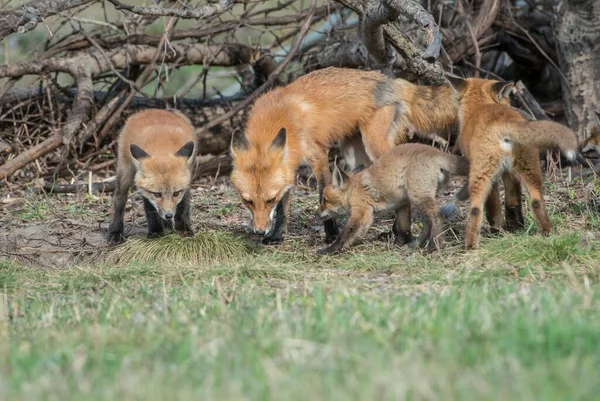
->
[107, 0, 232, 19]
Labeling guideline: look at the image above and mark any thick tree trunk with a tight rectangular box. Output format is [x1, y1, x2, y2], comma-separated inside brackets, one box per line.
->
[553, 0, 600, 140]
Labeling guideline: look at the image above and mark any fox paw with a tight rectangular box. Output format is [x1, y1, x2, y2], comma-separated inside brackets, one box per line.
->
[106, 231, 125, 246]
[262, 235, 283, 245]
[316, 245, 339, 255]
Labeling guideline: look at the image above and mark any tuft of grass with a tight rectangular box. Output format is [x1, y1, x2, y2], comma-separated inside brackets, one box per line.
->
[476, 232, 599, 268]
[105, 232, 256, 267]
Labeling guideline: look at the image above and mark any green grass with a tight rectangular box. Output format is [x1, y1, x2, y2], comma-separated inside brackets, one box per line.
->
[2, 266, 600, 401]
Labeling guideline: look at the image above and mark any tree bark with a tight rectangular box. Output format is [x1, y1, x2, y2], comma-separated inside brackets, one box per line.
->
[553, 0, 600, 140]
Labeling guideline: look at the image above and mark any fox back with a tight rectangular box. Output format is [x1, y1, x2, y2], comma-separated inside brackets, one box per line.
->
[118, 109, 197, 218]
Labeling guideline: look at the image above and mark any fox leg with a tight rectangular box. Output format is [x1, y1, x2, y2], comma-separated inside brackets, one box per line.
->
[513, 151, 552, 235]
[485, 182, 504, 233]
[317, 207, 374, 255]
[107, 167, 135, 245]
[393, 202, 413, 246]
[464, 157, 501, 250]
[359, 105, 396, 161]
[174, 189, 194, 237]
[262, 189, 291, 245]
[412, 197, 444, 251]
[143, 197, 165, 238]
[502, 171, 525, 231]
[311, 151, 339, 243]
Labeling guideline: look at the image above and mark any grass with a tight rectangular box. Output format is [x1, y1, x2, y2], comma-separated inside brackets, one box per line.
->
[2, 176, 600, 399]
[2, 267, 600, 401]
[104, 232, 257, 267]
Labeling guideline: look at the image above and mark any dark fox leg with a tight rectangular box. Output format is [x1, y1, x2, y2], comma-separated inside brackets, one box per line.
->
[317, 207, 374, 255]
[485, 182, 504, 234]
[143, 197, 165, 238]
[107, 167, 135, 245]
[513, 149, 552, 236]
[262, 189, 291, 245]
[312, 151, 339, 243]
[174, 189, 194, 237]
[502, 171, 525, 231]
[393, 202, 413, 246]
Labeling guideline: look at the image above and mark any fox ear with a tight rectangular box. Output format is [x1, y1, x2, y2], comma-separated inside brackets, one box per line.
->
[175, 141, 196, 165]
[230, 128, 249, 157]
[269, 128, 287, 151]
[332, 164, 350, 188]
[130, 144, 149, 170]
[492, 81, 514, 101]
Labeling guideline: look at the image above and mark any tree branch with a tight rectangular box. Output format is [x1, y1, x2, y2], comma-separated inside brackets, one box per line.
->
[0, 0, 94, 39]
[106, 0, 232, 19]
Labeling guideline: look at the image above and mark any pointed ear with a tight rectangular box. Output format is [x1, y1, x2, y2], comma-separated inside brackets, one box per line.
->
[175, 141, 196, 165]
[269, 128, 287, 151]
[447, 76, 467, 94]
[130, 144, 149, 170]
[230, 129, 249, 157]
[492, 81, 514, 101]
[332, 164, 350, 188]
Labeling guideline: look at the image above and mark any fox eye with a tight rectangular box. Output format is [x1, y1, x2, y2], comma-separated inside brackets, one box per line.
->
[152, 192, 162, 198]
[243, 198, 253, 206]
[266, 197, 276, 205]
[173, 191, 182, 197]
[322, 197, 328, 204]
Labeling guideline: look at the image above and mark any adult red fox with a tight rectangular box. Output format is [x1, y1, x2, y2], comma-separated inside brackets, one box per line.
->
[230, 67, 460, 244]
[107, 109, 197, 245]
[450, 77, 580, 250]
[317, 143, 469, 254]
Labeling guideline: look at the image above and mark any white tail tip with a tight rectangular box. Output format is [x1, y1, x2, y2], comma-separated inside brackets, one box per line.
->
[565, 150, 576, 162]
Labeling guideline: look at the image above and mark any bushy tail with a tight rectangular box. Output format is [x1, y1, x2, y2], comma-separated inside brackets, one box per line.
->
[439, 153, 470, 176]
[506, 120, 579, 162]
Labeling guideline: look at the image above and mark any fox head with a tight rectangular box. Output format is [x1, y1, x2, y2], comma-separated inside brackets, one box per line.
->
[448, 76, 514, 106]
[581, 111, 600, 154]
[319, 165, 352, 220]
[230, 127, 293, 235]
[130, 141, 196, 221]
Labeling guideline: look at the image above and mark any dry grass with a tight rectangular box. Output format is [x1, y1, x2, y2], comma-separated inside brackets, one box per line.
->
[104, 231, 257, 267]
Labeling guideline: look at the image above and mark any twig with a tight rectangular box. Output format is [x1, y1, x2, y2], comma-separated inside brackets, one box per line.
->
[197, 0, 318, 135]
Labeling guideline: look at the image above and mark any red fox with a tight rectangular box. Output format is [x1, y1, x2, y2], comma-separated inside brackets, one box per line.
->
[107, 109, 197, 245]
[316, 143, 469, 254]
[449, 77, 580, 250]
[581, 111, 600, 154]
[230, 67, 460, 244]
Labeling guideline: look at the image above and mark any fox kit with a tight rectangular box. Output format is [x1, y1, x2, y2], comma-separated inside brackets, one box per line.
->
[317, 143, 469, 255]
[107, 109, 197, 245]
[230, 67, 460, 245]
[450, 77, 580, 250]
[581, 111, 600, 154]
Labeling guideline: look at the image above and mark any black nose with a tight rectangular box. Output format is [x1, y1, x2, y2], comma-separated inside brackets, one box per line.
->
[254, 229, 266, 235]
[165, 213, 174, 219]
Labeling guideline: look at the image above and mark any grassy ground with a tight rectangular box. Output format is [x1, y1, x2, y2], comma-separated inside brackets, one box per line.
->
[1, 171, 600, 400]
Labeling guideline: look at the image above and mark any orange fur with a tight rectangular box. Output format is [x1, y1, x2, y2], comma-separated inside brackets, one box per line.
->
[107, 109, 197, 244]
[581, 111, 600, 154]
[230, 67, 460, 244]
[451, 77, 580, 250]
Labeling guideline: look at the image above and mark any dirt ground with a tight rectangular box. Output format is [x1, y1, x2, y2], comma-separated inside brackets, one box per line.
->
[1, 159, 599, 268]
